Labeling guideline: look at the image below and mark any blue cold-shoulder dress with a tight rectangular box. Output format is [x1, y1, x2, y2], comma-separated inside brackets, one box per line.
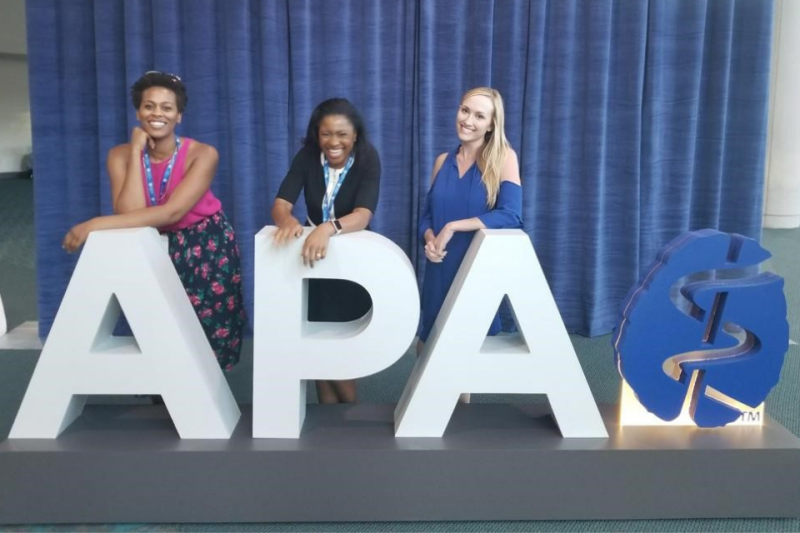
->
[418, 146, 523, 343]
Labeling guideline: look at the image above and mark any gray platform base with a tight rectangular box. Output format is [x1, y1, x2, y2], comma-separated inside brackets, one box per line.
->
[1, 403, 799, 524]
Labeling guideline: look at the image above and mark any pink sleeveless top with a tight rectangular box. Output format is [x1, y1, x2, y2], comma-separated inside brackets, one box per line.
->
[141, 137, 222, 231]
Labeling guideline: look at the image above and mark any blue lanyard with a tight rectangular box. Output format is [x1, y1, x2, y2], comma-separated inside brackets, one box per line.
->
[322, 153, 355, 222]
[143, 137, 181, 206]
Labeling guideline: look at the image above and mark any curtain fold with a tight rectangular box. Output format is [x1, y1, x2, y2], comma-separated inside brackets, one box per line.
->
[28, 0, 774, 338]
[515, 1, 650, 333]
[285, 0, 417, 251]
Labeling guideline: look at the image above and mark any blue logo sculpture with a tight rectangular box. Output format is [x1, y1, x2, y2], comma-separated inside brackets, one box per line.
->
[613, 229, 788, 427]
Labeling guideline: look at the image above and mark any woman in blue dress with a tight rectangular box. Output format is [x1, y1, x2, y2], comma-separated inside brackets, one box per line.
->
[418, 87, 523, 354]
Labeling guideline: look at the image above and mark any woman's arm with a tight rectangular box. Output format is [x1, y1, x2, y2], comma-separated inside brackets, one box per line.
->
[422, 153, 449, 263]
[332, 206, 372, 233]
[433, 149, 522, 255]
[64, 142, 218, 252]
[63, 204, 178, 252]
[109, 128, 154, 213]
[271, 198, 304, 244]
[301, 144, 382, 267]
[272, 148, 312, 245]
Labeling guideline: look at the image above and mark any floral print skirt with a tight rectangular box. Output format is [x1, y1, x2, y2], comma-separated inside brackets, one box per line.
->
[165, 211, 247, 371]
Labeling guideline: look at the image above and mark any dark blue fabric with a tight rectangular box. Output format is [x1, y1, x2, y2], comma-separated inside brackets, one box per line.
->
[418, 149, 523, 342]
[28, 0, 773, 338]
[478, 182, 523, 230]
[419, 180, 523, 239]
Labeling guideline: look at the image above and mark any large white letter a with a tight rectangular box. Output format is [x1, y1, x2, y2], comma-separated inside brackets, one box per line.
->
[10, 228, 240, 439]
[395, 229, 608, 438]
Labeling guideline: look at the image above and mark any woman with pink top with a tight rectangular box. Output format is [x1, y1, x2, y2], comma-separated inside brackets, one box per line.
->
[63, 71, 246, 370]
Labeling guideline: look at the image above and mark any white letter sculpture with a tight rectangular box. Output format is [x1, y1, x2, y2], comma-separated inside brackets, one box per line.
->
[254, 227, 420, 438]
[395, 229, 608, 438]
[10, 228, 241, 439]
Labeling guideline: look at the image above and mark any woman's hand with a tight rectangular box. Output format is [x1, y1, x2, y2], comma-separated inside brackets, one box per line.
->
[424, 238, 446, 263]
[423, 228, 446, 263]
[62, 219, 97, 253]
[272, 217, 304, 246]
[302, 224, 334, 267]
[130, 126, 154, 152]
[433, 223, 454, 257]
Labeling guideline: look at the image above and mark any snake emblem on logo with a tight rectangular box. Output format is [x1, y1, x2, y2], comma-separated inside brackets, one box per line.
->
[613, 229, 788, 427]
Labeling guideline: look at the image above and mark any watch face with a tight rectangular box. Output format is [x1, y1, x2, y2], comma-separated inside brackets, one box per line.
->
[335, 220, 343, 233]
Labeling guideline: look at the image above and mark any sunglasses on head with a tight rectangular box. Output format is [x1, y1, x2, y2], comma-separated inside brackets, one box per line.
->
[144, 70, 182, 82]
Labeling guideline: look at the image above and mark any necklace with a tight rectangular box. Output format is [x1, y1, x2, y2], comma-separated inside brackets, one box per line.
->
[322, 153, 355, 222]
[143, 137, 181, 206]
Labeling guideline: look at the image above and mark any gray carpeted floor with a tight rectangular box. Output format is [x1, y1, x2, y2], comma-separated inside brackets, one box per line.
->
[0, 177, 798, 532]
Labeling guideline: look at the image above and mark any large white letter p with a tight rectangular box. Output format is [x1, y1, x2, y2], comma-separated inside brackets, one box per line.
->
[253, 227, 420, 438]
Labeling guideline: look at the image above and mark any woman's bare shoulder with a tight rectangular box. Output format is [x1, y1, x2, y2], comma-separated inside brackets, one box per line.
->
[186, 139, 219, 163]
[430, 152, 449, 183]
[107, 143, 132, 162]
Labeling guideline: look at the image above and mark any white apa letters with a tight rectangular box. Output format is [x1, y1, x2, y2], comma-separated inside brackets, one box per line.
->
[10, 228, 606, 440]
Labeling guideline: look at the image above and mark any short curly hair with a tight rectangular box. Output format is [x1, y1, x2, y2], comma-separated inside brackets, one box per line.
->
[130, 71, 188, 112]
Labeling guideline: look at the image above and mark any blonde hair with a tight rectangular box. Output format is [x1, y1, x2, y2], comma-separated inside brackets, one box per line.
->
[461, 87, 510, 208]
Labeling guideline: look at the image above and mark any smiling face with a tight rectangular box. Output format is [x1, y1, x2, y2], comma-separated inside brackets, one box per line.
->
[456, 94, 494, 145]
[136, 87, 182, 140]
[318, 114, 357, 169]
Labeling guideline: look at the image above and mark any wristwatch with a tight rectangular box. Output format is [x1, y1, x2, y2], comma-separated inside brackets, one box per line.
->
[330, 219, 343, 235]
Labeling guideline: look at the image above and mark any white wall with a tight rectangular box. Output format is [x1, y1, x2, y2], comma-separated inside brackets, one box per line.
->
[0, 56, 31, 174]
[0, 0, 31, 173]
[763, 0, 800, 228]
[0, 0, 27, 56]
[0, 0, 30, 175]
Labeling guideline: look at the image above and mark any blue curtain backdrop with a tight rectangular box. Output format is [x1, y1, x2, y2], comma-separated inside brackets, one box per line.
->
[27, 0, 774, 338]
